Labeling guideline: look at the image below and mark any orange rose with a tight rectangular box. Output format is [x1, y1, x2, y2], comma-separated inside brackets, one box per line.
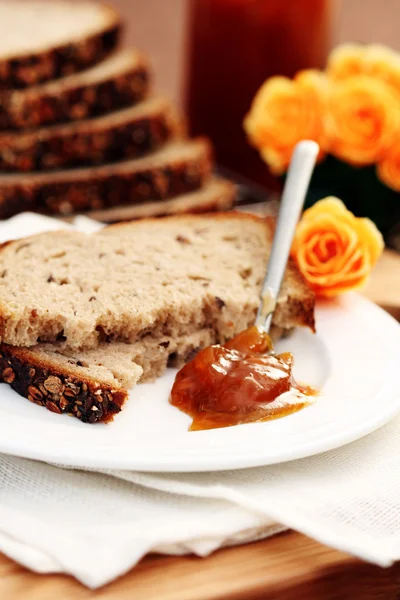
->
[291, 197, 384, 297]
[364, 44, 400, 98]
[243, 70, 328, 175]
[327, 75, 400, 166]
[327, 44, 367, 80]
[377, 141, 400, 191]
[328, 44, 400, 98]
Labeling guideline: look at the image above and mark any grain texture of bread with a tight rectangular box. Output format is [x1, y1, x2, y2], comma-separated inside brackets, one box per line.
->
[0, 138, 213, 218]
[0, 2, 121, 89]
[0, 329, 215, 423]
[0, 342, 142, 423]
[0, 97, 183, 172]
[0, 49, 149, 130]
[0, 213, 315, 351]
[38, 329, 217, 384]
[81, 178, 236, 223]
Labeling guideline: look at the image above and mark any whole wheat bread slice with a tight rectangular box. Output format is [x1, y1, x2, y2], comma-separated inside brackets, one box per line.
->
[0, 49, 149, 130]
[0, 342, 142, 423]
[0, 97, 183, 172]
[0, 1, 121, 89]
[80, 178, 236, 223]
[0, 213, 315, 351]
[0, 138, 213, 218]
[0, 329, 215, 423]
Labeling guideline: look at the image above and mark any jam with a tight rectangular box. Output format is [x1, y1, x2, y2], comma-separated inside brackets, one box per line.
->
[185, 0, 332, 186]
[170, 326, 317, 431]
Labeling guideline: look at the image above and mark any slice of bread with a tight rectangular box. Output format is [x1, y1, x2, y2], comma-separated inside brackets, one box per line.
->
[0, 97, 183, 172]
[0, 49, 149, 130]
[0, 2, 121, 89]
[80, 178, 236, 223]
[0, 329, 215, 423]
[0, 342, 142, 423]
[0, 138, 213, 218]
[0, 213, 315, 351]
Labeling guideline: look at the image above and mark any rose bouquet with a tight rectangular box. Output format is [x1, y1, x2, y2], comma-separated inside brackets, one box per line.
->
[244, 44, 400, 238]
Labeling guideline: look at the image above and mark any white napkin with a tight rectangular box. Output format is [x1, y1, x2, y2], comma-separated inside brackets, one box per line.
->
[1, 415, 400, 588]
[0, 213, 399, 588]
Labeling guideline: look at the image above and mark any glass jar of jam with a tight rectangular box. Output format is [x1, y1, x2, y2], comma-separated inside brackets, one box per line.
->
[184, 0, 336, 188]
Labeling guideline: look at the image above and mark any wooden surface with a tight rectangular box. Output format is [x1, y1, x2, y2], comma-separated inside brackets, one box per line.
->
[1, 530, 400, 600]
[363, 249, 400, 320]
[0, 250, 399, 598]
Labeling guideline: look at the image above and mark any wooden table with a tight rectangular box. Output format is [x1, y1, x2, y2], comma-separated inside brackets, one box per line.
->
[0, 250, 399, 600]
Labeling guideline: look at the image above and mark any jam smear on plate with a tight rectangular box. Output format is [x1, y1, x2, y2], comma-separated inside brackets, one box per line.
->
[170, 326, 317, 431]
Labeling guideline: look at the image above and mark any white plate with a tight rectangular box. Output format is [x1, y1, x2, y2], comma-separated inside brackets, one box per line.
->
[0, 293, 399, 472]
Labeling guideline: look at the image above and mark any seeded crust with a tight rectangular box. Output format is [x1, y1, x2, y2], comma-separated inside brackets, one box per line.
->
[0, 2, 121, 90]
[0, 98, 183, 172]
[0, 343, 138, 423]
[0, 212, 315, 351]
[0, 49, 149, 130]
[0, 330, 216, 423]
[0, 138, 213, 218]
[79, 178, 236, 223]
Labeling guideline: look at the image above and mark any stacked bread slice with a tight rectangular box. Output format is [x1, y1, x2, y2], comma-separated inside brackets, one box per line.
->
[0, 2, 121, 88]
[0, 213, 315, 423]
[0, 1, 236, 222]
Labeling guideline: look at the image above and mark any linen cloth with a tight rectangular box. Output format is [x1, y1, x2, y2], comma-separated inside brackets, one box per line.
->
[0, 213, 398, 588]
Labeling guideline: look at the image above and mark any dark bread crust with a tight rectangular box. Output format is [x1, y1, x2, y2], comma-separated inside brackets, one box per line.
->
[265, 216, 315, 332]
[80, 179, 236, 223]
[0, 5, 121, 90]
[278, 257, 316, 333]
[0, 344, 126, 423]
[0, 53, 149, 131]
[104, 207, 279, 232]
[0, 101, 181, 172]
[0, 139, 213, 218]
